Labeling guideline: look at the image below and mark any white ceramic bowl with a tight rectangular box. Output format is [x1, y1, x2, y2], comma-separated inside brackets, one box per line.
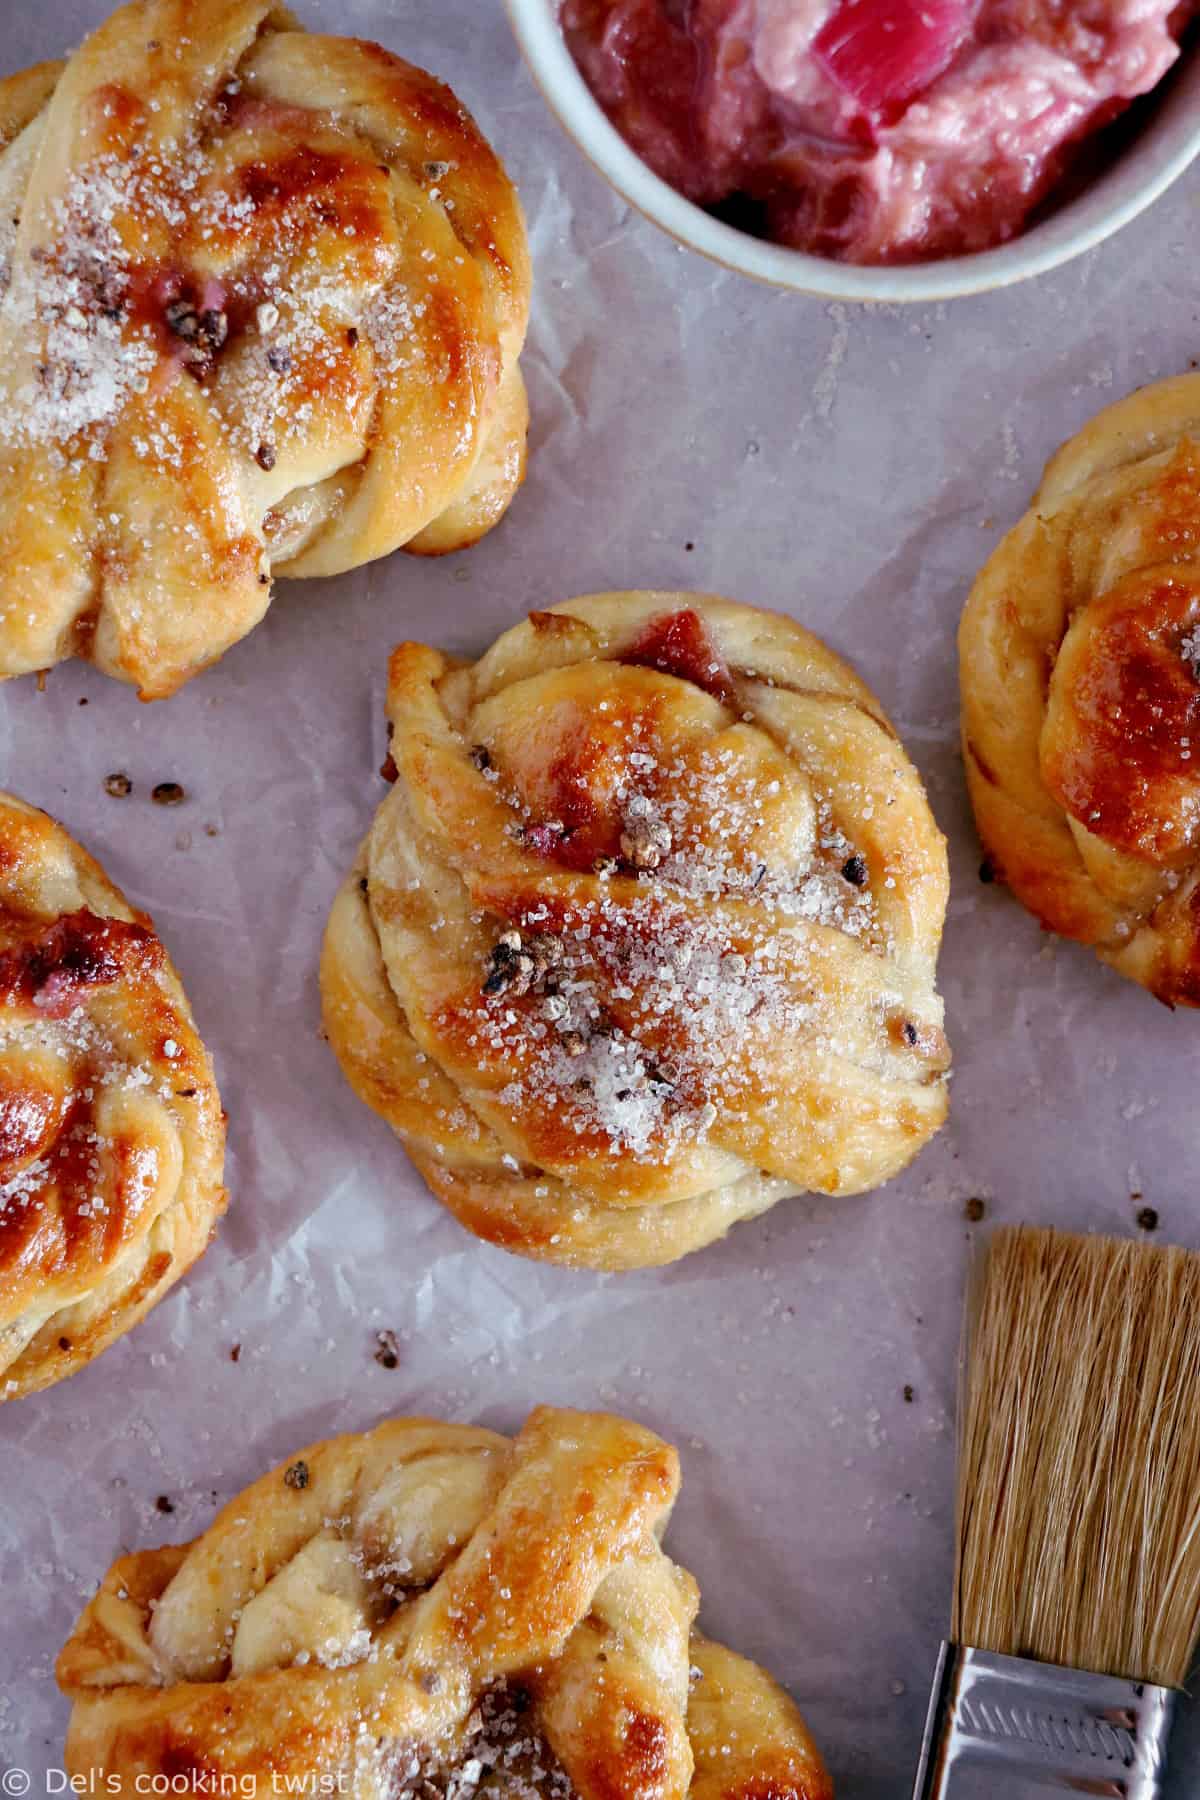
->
[506, 0, 1200, 301]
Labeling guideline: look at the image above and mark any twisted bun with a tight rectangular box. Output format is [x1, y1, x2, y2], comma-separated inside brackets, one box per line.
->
[0, 0, 530, 697]
[962, 375, 1200, 1003]
[59, 1406, 832, 1800]
[0, 791, 225, 1399]
[323, 592, 950, 1268]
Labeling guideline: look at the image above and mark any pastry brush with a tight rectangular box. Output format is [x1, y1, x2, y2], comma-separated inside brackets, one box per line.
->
[912, 1224, 1200, 1799]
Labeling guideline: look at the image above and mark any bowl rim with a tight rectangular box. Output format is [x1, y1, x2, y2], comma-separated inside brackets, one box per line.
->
[505, 0, 1200, 302]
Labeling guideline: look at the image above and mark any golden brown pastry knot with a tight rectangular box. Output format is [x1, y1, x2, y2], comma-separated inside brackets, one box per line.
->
[0, 791, 225, 1399]
[57, 1405, 833, 1800]
[321, 591, 950, 1269]
[0, 0, 530, 699]
[961, 374, 1200, 1005]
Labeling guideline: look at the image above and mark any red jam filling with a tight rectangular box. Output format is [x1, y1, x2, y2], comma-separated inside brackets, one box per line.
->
[0, 912, 156, 1017]
[812, 0, 976, 117]
[620, 608, 735, 703]
[562, 0, 1197, 263]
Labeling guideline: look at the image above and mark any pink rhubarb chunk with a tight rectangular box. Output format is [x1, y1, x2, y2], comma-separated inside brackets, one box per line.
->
[813, 0, 977, 115]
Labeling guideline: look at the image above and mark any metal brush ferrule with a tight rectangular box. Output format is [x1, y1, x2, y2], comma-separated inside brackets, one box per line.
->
[912, 1643, 1175, 1799]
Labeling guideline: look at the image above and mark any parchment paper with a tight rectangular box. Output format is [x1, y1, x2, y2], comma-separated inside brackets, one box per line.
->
[3, 3, 1200, 1793]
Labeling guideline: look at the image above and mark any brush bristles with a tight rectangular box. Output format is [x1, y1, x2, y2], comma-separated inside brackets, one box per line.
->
[953, 1225, 1200, 1687]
